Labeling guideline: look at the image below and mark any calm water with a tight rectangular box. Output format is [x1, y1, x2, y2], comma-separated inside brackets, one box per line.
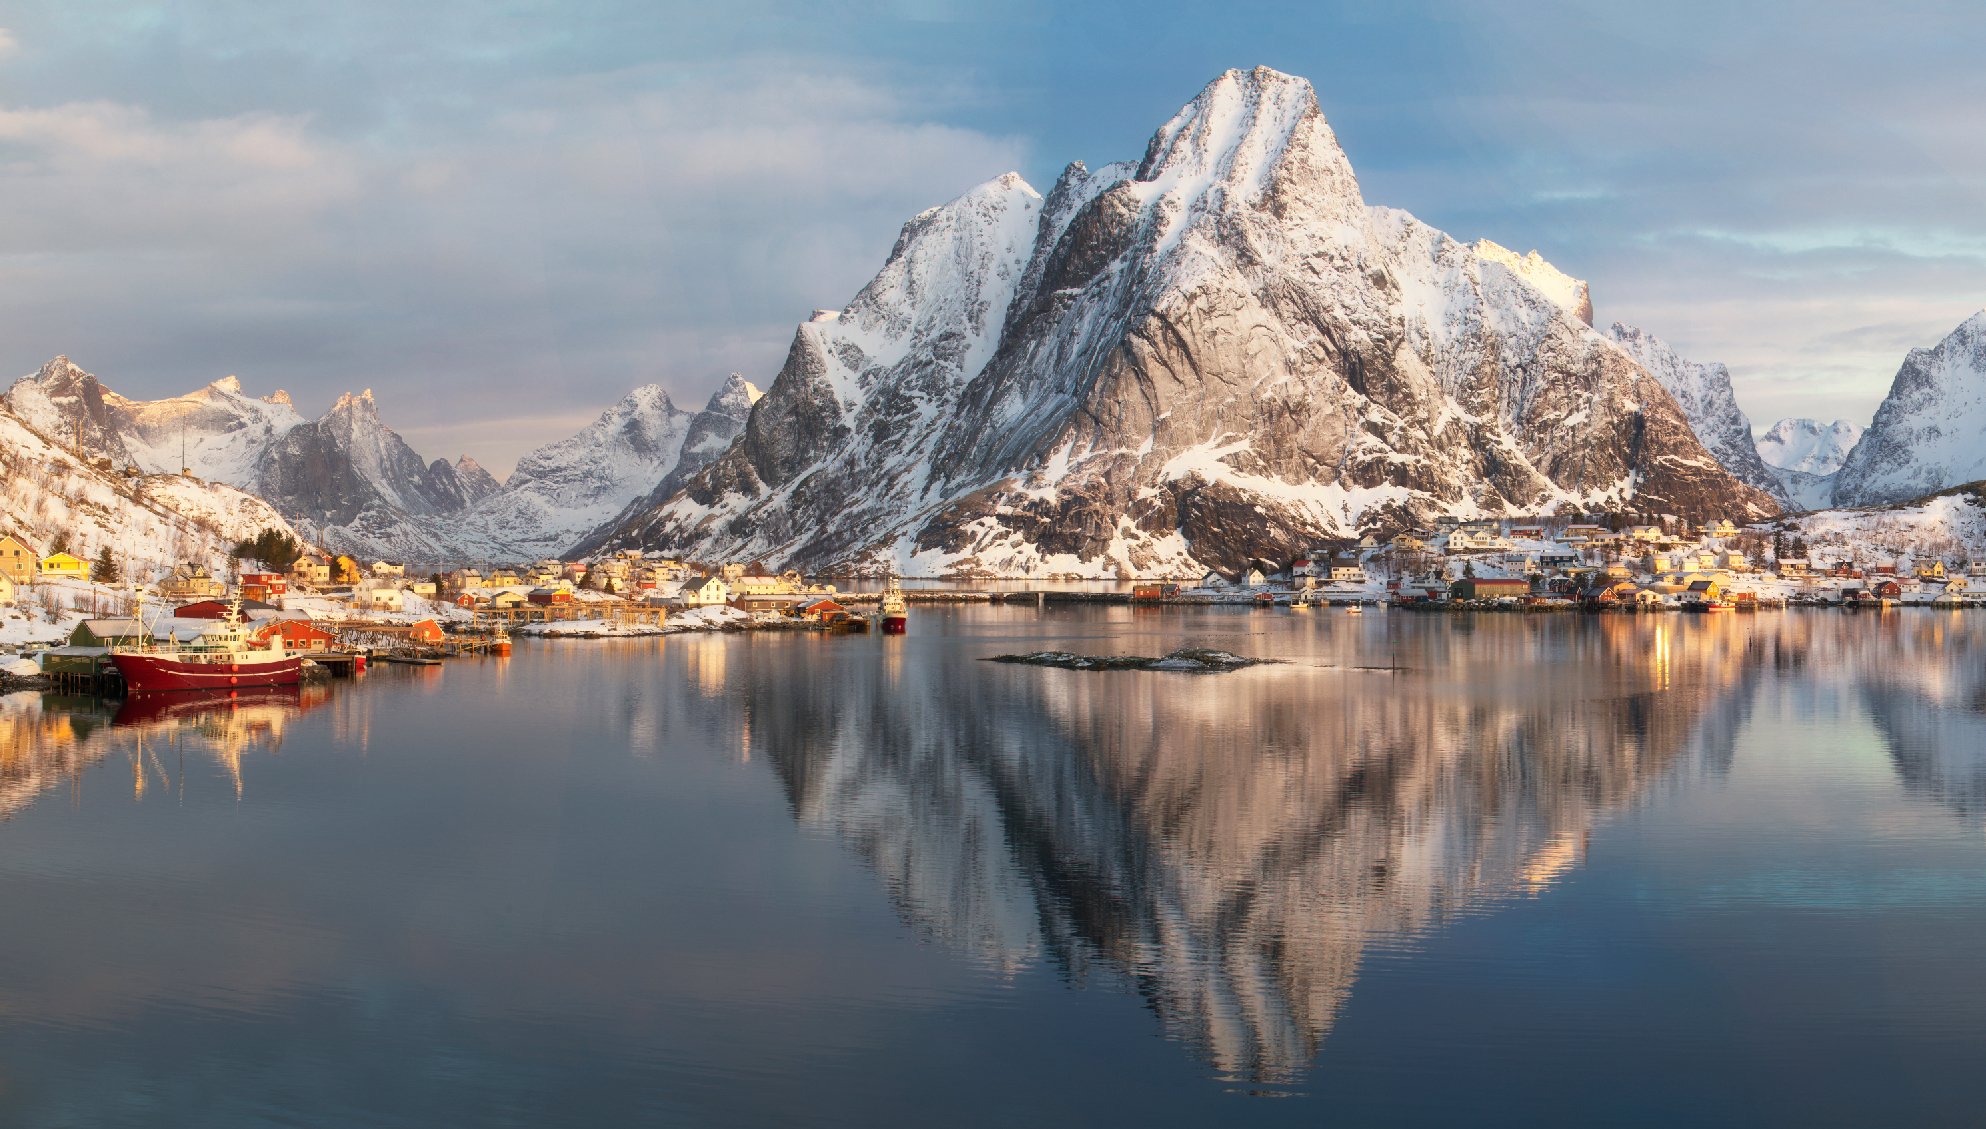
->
[4, 608, 1986, 1127]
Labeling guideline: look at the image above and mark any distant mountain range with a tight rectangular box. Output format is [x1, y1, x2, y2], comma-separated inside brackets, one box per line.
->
[7, 66, 1982, 575]
[3, 357, 758, 563]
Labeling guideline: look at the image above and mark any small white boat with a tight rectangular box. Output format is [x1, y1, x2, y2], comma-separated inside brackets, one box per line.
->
[1345, 604, 1364, 615]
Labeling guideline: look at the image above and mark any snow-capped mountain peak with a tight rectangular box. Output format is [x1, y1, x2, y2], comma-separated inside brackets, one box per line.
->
[591, 65, 1777, 575]
[1134, 66, 1361, 232]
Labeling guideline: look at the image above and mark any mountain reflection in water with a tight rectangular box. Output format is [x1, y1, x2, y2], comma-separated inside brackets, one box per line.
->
[742, 614, 1771, 1085]
[1, 685, 329, 816]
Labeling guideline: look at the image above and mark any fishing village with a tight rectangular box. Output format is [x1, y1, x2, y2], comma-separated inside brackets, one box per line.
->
[3, 508, 1984, 698]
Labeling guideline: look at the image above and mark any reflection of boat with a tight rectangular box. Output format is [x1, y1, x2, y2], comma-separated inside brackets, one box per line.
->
[112, 685, 303, 727]
[111, 599, 301, 693]
[880, 577, 908, 635]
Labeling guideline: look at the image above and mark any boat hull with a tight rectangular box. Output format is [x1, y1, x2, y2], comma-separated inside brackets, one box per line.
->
[881, 615, 908, 635]
[112, 652, 304, 693]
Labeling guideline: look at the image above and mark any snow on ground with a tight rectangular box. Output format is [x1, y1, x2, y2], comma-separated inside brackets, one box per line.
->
[1771, 488, 1986, 562]
[523, 619, 665, 638]
[666, 605, 754, 631]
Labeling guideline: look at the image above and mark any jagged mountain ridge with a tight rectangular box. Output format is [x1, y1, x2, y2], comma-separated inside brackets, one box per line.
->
[4, 358, 735, 563]
[1831, 311, 1986, 507]
[595, 66, 1777, 575]
[1605, 324, 1790, 505]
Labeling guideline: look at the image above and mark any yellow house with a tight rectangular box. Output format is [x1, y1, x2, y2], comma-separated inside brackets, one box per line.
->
[1916, 560, 1947, 580]
[38, 552, 90, 579]
[0, 533, 39, 585]
[292, 556, 332, 585]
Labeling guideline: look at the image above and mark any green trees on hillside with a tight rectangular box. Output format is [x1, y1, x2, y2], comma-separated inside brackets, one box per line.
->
[232, 528, 303, 570]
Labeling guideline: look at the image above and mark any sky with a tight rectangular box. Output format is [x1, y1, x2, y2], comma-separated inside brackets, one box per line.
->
[1, 0, 1981, 475]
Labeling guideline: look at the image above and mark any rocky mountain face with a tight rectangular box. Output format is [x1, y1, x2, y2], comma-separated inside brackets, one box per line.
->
[254, 389, 474, 557]
[1831, 311, 1986, 507]
[596, 66, 1778, 576]
[1605, 324, 1789, 505]
[452, 457, 501, 504]
[4, 358, 733, 563]
[574, 374, 762, 554]
[1755, 417, 1863, 511]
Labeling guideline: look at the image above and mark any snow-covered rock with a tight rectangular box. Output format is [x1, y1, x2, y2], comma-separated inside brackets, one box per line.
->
[1474, 241, 1593, 326]
[1831, 311, 1986, 507]
[1606, 324, 1787, 504]
[596, 66, 1778, 576]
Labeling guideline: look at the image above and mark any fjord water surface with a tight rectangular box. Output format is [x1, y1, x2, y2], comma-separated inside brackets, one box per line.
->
[3, 607, 1985, 1127]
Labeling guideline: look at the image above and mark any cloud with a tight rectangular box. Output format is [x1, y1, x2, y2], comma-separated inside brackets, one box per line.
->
[0, 55, 1026, 473]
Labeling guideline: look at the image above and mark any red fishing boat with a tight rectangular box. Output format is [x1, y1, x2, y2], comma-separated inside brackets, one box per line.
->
[111, 599, 303, 693]
[879, 577, 908, 635]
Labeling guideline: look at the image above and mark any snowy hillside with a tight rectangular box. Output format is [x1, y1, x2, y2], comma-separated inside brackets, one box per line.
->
[0, 398, 304, 584]
[1772, 482, 1986, 564]
[595, 66, 1777, 576]
[1831, 311, 1986, 507]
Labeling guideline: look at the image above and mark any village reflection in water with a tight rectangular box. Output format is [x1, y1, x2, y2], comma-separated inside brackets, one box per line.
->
[704, 610, 1986, 1087]
[0, 683, 333, 817]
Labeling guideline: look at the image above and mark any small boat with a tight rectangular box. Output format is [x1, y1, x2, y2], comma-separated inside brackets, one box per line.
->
[111, 597, 302, 693]
[492, 628, 512, 657]
[1291, 591, 1314, 611]
[1345, 603, 1364, 615]
[880, 577, 908, 635]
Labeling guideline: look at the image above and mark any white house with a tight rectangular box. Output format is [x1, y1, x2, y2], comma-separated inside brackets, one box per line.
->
[359, 587, 404, 612]
[1446, 528, 1512, 553]
[685, 576, 730, 606]
[0, 572, 14, 606]
[370, 560, 406, 578]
